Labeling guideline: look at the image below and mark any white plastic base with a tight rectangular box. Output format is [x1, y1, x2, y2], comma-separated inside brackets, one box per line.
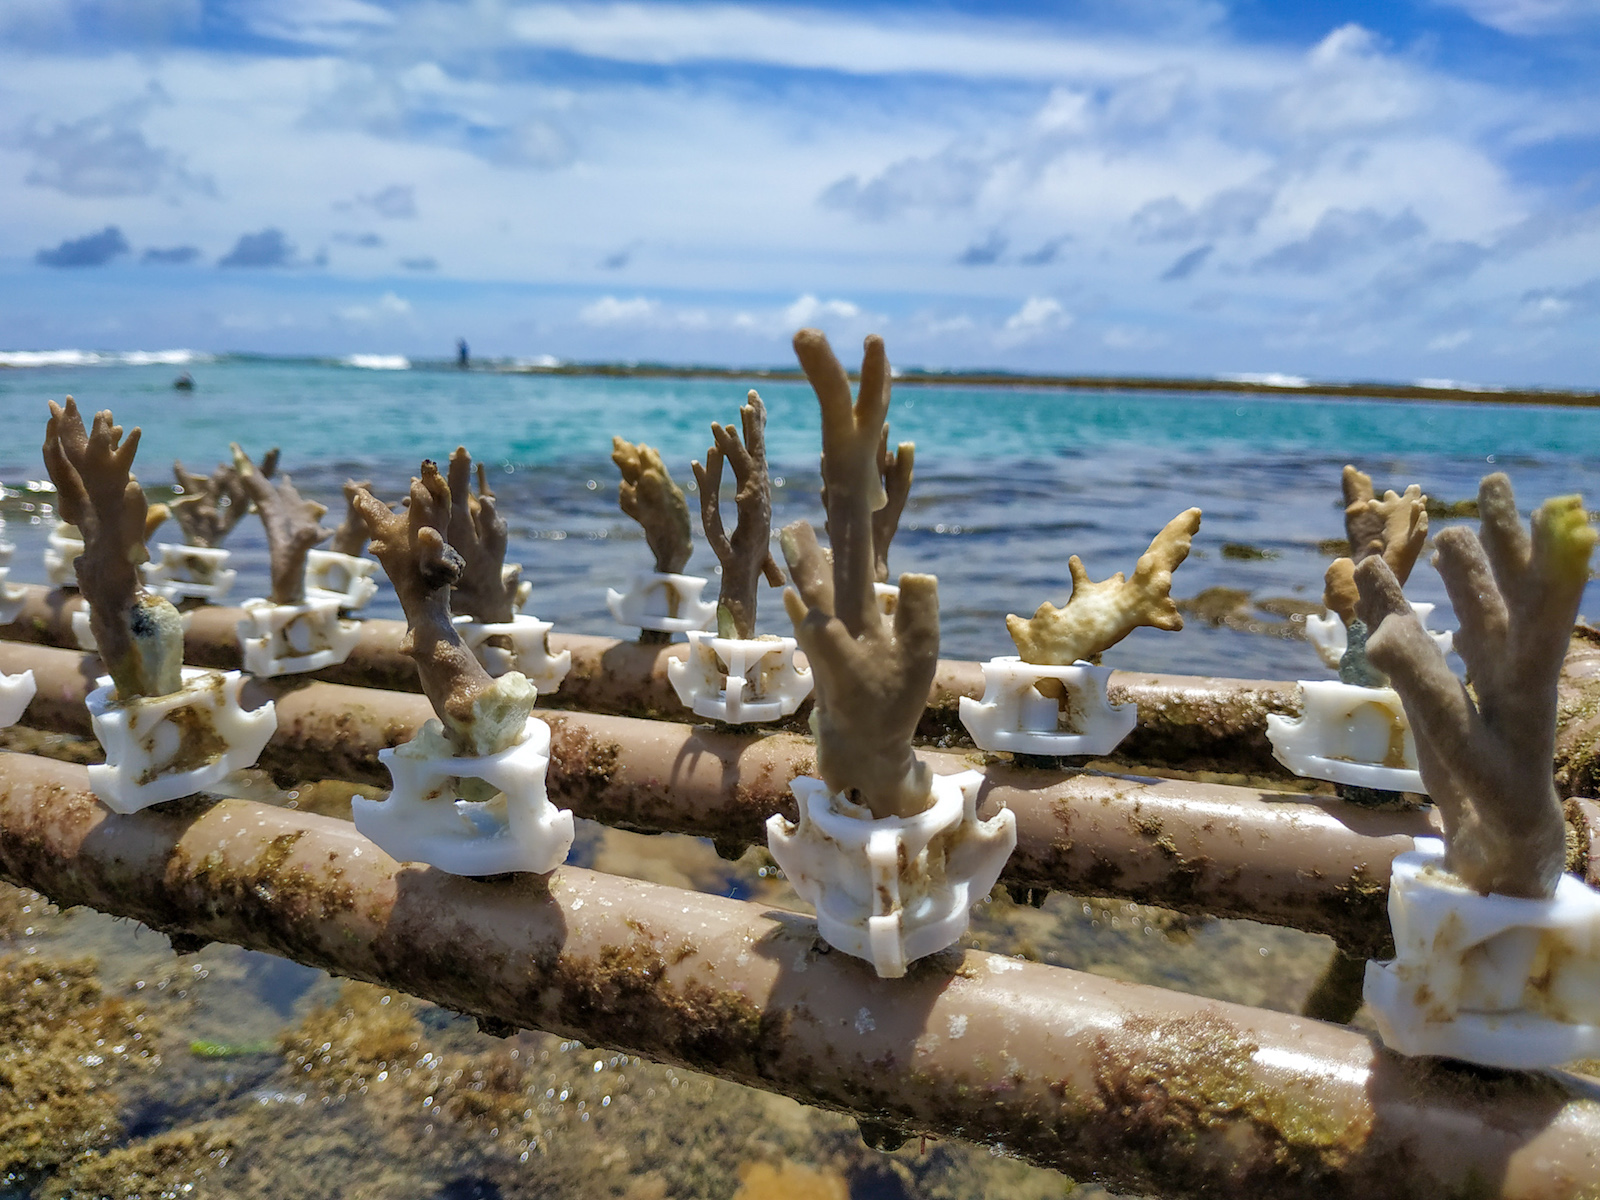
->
[1266, 680, 1424, 793]
[353, 716, 574, 876]
[766, 770, 1016, 979]
[144, 544, 237, 603]
[1365, 837, 1600, 1068]
[44, 524, 82, 588]
[874, 582, 899, 618]
[452, 614, 572, 693]
[237, 597, 360, 677]
[666, 632, 813, 723]
[1306, 601, 1452, 671]
[85, 668, 277, 814]
[605, 572, 716, 634]
[0, 569, 24, 626]
[0, 669, 36, 727]
[305, 549, 379, 612]
[73, 607, 194, 653]
[958, 657, 1136, 756]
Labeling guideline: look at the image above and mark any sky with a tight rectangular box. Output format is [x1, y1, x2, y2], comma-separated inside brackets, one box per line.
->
[2, 0, 1599, 384]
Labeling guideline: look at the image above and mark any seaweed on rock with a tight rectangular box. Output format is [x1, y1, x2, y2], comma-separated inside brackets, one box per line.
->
[43, 397, 184, 701]
[780, 330, 939, 819]
[691, 390, 785, 639]
[1354, 472, 1595, 897]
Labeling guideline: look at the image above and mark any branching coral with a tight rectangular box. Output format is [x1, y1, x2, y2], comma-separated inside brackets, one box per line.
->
[170, 449, 277, 548]
[823, 424, 913, 585]
[350, 463, 536, 757]
[328, 479, 373, 557]
[43, 398, 183, 701]
[1006, 508, 1202, 673]
[691, 390, 785, 639]
[780, 330, 939, 819]
[613, 437, 693, 575]
[231, 444, 330, 605]
[1354, 472, 1595, 897]
[1323, 466, 1428, 629]
[446, 447, 521, 625]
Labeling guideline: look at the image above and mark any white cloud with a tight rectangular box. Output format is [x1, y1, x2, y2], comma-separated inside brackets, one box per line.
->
[782, 294, 861, 326]
[337, 291, 413, 322]
[579, 295, 658, 325]
[1434, 0, 1600, 35]
[997, 296, 1072, 346]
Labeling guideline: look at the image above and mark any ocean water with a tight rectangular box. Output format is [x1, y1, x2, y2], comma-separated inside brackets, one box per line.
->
[4, 354, 1600, 679]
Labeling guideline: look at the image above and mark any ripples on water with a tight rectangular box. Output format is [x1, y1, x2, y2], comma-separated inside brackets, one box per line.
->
[4, 358, 1599, 679]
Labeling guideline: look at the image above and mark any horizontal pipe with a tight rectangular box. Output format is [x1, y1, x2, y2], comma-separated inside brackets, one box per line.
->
[0, 751, 1595, 1200]
[0, 584, 1297, 772]
[0, 638, 1433, 954]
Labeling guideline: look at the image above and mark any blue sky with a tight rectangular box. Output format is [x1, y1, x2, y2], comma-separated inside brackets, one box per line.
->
[2, 0, 1599, 384]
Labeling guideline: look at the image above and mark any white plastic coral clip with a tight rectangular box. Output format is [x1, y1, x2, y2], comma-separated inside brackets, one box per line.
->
[959, 657, 1135, 756]
[667, 632, 812, 724]
[0, 537, 24, 625]
[452, 613, 571, 694]
[1365, 837, 1600, 1068]
[353, 715, 573, 876]
[43, 522, 83, 587]
[143, 543, 237, 603]
[237, 596, 360, 677]
[766, 770, 1015, 978]
[85, 667, 276, 813]
[605, 571, 716, 635]
[1265, 681, 1424, 793]
[1306, 601, 1451, 671]
[0, 668, 36, 728]
[305, 549, 380, 612]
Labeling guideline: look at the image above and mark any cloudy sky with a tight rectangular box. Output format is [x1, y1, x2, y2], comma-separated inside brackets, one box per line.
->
[3, 0, 1599, 383]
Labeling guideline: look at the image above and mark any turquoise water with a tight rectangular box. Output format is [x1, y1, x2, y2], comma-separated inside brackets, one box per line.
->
[4, 355, 1599, 677]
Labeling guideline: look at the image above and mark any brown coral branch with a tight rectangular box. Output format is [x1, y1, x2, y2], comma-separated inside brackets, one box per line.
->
[612, 438, 692, 576]
[1355, 472, 1596, 898]
[445, 448, 520, 625]
[328, 480, 373, 557]
[1007, 508, 1202, 668]
[170, 449, 277, 548]
[1326, 467, 1429, 624]
[691, 390, 784, 639]
[781, 330, 939, 819]
[349, 465, 534, 756]
[230, 445, 330, 605]
[42, 398, 182, 700]
[873, 428, 914, 584]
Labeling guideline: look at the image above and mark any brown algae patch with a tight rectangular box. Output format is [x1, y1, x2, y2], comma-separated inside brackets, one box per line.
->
[0, 955, 154, 1189]
[36, 1126, 235, 1200]
[1090, 1012, 1369, 1184]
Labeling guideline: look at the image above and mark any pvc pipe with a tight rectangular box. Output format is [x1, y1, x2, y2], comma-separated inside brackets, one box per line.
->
[0, 750, 1595, 1200]
[0, 585, 1298, 772]
[0, 639, 1434, 955]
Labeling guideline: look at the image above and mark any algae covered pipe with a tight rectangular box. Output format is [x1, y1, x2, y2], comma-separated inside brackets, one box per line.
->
[0, 584, 1299, 772]
[0, 752, 1596, 1200]
[0, 638, 1434, 954]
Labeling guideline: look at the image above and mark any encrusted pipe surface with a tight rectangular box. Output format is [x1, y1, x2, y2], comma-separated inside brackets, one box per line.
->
[0, 639, 1430, 953]
[0, 751, 1596, 1200]
[0, 585, 1297, 770]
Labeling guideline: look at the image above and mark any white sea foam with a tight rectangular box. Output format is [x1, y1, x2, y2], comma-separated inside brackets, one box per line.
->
[0, 349, 207, 368]
[1218, 372, 1310, 388]
[513, 354, 563, 368]
[1414, 378, 1506, 393]
[341, 354, 411, 370]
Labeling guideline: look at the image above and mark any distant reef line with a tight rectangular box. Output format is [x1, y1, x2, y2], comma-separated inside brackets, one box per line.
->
[493, 361, 1600, 407]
